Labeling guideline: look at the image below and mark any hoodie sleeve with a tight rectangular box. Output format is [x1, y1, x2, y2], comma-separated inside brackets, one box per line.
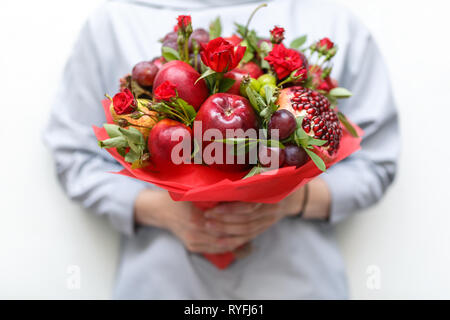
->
[43, 11, 148, 236]
[320, 23, 400, 224]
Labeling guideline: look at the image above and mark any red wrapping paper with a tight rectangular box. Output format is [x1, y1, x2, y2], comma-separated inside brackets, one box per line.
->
[95, 100, 363, 269]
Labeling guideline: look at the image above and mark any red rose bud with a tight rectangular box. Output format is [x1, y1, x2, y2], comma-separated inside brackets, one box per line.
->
[113, 88, 135, 115]
[200, 37, 246, 73]
[177, 15, 192, 31]
[154, 80, 177, 101]
[270, 26, 285, 44]
[293, 67, 307, 82]
[264, 43, 305, 80]
[318, 37, 334, 50]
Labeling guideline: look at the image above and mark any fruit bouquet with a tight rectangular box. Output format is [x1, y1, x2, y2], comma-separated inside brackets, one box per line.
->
[94, 4, 362, 269]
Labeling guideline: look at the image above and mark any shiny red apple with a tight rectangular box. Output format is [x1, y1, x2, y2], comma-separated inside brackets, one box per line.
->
[224, 69, 247, 95]
[195, 93, 258, 172]
[153, 60, 209, 110]
[240, 62, 263, 79]
[149, 119, 192, 168]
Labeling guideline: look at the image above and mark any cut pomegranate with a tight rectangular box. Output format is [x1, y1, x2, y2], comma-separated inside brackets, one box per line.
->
[277, 86, 342, 156]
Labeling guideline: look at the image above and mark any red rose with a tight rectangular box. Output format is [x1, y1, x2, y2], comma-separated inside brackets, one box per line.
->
[177, 15, 192, 30]
[200, 37, 246, 73]
[113, 88, 135, 115]
[318, 37, 334, 50]
[264, 43, 304, 79]
[270, 26, 285, 44]
[154, 81, 177, 101]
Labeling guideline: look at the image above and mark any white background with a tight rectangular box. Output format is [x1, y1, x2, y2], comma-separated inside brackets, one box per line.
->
[1, 0, 449, 299]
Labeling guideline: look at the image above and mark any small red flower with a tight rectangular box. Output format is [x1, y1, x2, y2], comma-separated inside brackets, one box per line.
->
[264, 43, 304, 79]
[318, 37, 334, 50]
[200, 37, 246, 73]
[177, 15, 192, 30]
[294, 67, 308, 82]
[270, 26, 285, 44]
[154, 81, 177, 101]
[113, 88, 135, 115]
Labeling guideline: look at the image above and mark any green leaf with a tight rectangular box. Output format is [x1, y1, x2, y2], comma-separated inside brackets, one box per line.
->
[246, 87, 262, 113]
[195, 68, 216, 85]
[176, 98, 197, 123]
[242, 48, 254, 63]
[308, 138, 327, 146]
[215, 137, 249, 145]
[118, 127, 144, 146]
[117, 147, 127, 157]
[264, 85, 273, 106]
[303, 147, 326, 172]
[232, 141, 257, 156]
[260, 139, 285, 149]
[104, 124, 121, 138]
[161, 46, 180, 62]
[191, 138, 200, 159]
[209, 16, 222, 39]
[234, 22, 247, 38]
[125, 149, 141, 163]
[218, 78, 236, 93]
[290, 35, 307, 49]
[338, 111, 359, 137]
[243, 166, 263, 179]
[259, 41, 272, 54]
[98, 136, 128, 149]
[329, 87, 353, 99]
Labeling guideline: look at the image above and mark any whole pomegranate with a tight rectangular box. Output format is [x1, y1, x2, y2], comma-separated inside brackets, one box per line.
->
[277, 86, 342, 155]
[153, 60, 209, 110]
[148, 119, 192, 168]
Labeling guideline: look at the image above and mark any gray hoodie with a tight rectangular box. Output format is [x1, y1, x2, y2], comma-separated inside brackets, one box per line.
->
[44, 0, 399, 299]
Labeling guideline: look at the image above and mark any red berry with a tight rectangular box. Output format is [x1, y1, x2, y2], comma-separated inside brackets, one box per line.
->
[283, 145, 308, 168]
[268, 109, 297, 140]
[132, 61, 159, 87]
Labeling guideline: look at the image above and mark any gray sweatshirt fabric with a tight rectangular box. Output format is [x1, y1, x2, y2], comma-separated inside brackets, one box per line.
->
[44, 0, 400, 299]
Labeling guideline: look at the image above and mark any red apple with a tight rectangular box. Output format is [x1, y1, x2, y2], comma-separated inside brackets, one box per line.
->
[151, 57, 165, 71]
[149, 119, 192, 168]
[224, 69, 247, 95]
[153, 60, 209, 110]
[195, 93, 258, 172]
[240, 62, 263, 79]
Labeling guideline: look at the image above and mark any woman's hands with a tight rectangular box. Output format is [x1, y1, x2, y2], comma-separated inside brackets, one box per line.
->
[134, 178, 330, 254]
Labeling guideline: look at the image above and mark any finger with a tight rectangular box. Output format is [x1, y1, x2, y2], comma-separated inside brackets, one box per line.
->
[183, 231, 231, 253]
[205, 202, 262, 216]
[205, 206, 274, 223]
[205, 215, 276, 236]
[217, 235, 253, 251]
